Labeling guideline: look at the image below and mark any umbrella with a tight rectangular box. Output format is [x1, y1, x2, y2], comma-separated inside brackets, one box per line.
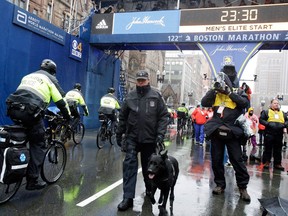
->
[259, 197, 288, 216]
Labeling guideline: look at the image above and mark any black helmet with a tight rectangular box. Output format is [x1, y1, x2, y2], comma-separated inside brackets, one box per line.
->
[40, 59, 57, 75]
[181, 103, 186, 106]
[74, 83, 81, 91]
[107, 87, 115, 94]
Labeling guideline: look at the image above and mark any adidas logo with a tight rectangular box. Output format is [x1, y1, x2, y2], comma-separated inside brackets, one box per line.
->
[96, 19, 108, 29]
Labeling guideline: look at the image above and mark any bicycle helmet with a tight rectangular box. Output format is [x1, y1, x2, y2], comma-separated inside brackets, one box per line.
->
[40, 59, 57, 75]
[107, 87, 115, 94]
[74, 83, 81, 91]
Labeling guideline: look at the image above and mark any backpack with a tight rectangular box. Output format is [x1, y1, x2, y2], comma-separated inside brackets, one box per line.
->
[0, 146, 29, 184]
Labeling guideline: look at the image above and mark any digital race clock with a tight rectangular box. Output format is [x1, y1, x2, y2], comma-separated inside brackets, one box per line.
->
[180, 4, 288, 32]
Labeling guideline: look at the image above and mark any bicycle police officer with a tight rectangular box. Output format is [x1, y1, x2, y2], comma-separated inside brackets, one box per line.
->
[6, 59, 70, 190]
[98, 87, 121, 133]
[176, 102, 188, 131]
[65, 83, 89, 128]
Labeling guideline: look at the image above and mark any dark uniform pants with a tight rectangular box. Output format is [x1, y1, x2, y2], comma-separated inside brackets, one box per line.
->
[210, 136, 250, 189]
[263, 133, 283, 165]
[69, 105, 80, 129]
[122, 139, 156, 199]
[24, 118, 46, 180]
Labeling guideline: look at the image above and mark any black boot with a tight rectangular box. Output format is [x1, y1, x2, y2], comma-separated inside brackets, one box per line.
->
[117, 198, 133, 211]
[26, 177, 47, 190]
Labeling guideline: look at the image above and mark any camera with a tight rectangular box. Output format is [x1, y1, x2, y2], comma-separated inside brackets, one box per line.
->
[213, 72, 226, 91]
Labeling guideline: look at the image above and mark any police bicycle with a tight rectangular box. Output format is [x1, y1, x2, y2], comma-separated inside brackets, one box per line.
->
[0, 114, 67, 204]
[47, 107, 85, 145]
[96, 112, 117, 149]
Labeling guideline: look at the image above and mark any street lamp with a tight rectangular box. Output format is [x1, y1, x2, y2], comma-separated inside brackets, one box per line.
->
[156, 70, 165, 83]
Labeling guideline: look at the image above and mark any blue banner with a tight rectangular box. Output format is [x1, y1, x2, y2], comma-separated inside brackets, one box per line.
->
[113, 10, 179, 34]
[198, 42, 262, 79]
[90, 31, 288, 44]
[12, 6, 66, 45]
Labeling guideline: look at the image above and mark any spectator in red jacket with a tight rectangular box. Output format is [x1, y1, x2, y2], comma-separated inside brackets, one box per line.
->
[241, 82, 252, 108]
[192, 105, 208, 146]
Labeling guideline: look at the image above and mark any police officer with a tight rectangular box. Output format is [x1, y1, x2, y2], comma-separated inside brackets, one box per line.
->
[6, 59, 70, 190]
[98, 87, 121, 132]
[260, 99, 288, 170]
[116, 70, 169, 211]
[65, 83, 89, 128]
[176, 102, 188, 131]
[201, 65, 251, 202]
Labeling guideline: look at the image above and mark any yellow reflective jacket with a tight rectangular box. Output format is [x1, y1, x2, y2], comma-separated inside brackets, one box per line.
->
[65, 89, 87, 106]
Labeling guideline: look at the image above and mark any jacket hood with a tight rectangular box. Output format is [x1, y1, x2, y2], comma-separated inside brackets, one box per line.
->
[248, 107, 254, 113]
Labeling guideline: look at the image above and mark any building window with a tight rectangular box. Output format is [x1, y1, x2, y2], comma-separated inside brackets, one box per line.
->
[12, 0, 25, 8]
[47, 4, 52, 20]
[19, 0, 25, 8]
[63, 13, 70, 31]
[33, 9, 38, 16]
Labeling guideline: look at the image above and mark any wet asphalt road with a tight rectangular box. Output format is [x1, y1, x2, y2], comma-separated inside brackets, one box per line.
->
[1, 126, 288, 216]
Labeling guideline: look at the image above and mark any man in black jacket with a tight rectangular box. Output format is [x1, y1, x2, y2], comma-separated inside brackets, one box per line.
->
[201, 65, 251, 202]
[260, 99, 288, 171]
[116, 70, 169, 211]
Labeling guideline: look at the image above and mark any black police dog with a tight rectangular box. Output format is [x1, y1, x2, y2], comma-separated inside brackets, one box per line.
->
[147, 150, 179, 216]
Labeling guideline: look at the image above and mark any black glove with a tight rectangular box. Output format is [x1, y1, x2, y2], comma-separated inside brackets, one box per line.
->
[62, 112, 71, 121]
[156, 135, 165, 152]
[156, 135, 164, 145]
[218, 86, 231, 95]
[224, 86, 231, 95]
[82, 106, 89, 116]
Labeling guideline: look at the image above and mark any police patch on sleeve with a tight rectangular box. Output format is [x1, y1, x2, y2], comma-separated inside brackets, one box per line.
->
[150, 100, 155, 107]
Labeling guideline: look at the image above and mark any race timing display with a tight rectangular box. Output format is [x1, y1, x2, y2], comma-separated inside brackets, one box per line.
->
[180, 4, 288, 33]
[90, 4, 288, 44]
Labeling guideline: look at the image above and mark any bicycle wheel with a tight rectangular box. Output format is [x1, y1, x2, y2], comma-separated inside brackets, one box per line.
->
[72, 122, 85, 145]
[41, 141, 67, 184]
[96, 127, 106, 149]
[0, 179, 22, 204]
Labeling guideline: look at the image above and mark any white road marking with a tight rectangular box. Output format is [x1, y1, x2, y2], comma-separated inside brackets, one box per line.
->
[76, 168, 142, 207]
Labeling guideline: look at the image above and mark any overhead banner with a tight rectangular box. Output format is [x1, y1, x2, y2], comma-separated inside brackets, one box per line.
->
[198, 42, 262, 79]
[90, 4, 288, 44]
[113, 10, 179, 34]
[13, 6, 66, 45]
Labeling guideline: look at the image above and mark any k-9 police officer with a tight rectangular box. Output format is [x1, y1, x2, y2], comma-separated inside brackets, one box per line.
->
[116, 70, 169, 211]
[6, 59, 70, 190]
